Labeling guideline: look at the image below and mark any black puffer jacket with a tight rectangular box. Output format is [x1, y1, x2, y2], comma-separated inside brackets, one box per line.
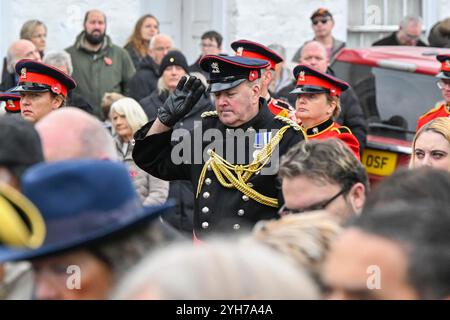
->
[129, 56, 159, 102]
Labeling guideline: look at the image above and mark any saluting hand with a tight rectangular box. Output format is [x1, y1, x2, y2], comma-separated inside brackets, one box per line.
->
[157, 76, 205, 127]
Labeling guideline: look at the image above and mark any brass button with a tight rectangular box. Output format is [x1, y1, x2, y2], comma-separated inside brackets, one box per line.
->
[203, 192, 210, 199]
[205, 178, 212, 185]
[242, 195, 249, 202]
[233, 224, 241, 230]
[207, 165, 212, 171]
[202, 222, 209, 229]
[202, 207, 210, 214]
[238, 209, 245, 216]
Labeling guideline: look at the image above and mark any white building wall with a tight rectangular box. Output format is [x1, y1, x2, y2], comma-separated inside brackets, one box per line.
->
[225, 0, 348, 62]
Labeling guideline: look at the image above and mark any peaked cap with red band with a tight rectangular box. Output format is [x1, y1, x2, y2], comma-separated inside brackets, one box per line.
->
[436, 54, 450, 80]
[290, 64, 349, 97]
[231, 39, 283, 70]
[11, 60, 76, 97]
[0, 93, 21, 113]
[200, 54, 269, 93]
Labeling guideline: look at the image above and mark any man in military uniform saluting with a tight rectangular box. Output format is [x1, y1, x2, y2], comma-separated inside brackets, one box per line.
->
[417, 54, 450, 130]
[133, 54, 305, 239]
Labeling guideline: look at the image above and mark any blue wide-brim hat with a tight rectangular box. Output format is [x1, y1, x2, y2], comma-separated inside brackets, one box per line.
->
[0, 160, 174, 262]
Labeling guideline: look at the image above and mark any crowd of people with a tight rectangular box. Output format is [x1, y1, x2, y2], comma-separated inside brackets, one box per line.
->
[0, 7, 449, 300]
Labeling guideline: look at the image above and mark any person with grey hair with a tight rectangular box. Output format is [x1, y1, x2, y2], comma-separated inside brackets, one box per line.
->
[278, 139, 368, 222]
[110, 97, 169, 206]
[267, 43, 292, 94]
[323, 200, 450, 299]
[129, 34, 173, 102]
[35, 107, 117, 162]
[20, 20, 47, 58]
[373, 15, 427, 46]
[113, 239, 319, 300]
[43, 51, 93, 114]
[1, 40, 41, 91]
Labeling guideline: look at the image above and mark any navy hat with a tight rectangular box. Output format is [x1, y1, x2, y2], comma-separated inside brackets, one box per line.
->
[11, 59, 76, 97]
[0, 160, 174, 262]
[290, 64, 349, 97]
[231, 39, 283, 70]
[159, 50, 189, 75]
[200, 55, 270, 93]
[436, 54, 450, 80]
[0, 92, 21, 113]
[0, 117, 44, 179]
[310, 8, 333, 20]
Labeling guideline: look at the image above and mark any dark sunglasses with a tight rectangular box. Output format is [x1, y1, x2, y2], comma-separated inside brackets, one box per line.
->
[312, 18, 331, 25]
[278, 188, 347, 216]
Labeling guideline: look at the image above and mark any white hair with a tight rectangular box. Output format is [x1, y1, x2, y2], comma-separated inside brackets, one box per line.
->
[149, 34, 173, 49]
[43, 51, 74, 75]
[109, 98, 148, 134]
[112, 238, 319, 300]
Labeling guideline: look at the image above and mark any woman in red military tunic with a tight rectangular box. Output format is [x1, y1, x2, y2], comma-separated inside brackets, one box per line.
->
[290, 64, 360, 159]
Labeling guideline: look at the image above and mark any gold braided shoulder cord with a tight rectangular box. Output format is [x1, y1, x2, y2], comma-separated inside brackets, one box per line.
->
[196, 125, 291, 208]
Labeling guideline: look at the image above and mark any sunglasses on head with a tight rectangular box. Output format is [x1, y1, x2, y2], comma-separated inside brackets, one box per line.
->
[312, 18, 331, 25]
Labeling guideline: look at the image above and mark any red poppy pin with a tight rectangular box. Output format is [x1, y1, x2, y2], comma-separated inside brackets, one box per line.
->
[104, 57, 113, 66]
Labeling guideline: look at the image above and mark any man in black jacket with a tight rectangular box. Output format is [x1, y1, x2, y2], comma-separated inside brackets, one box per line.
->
[372, 15, 427, 47]
[133, 55, 305, 239]
[128, 34, 173, 102]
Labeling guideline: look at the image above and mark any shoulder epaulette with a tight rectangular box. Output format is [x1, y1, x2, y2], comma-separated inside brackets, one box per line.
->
[331, 126, 352, 135]
[201, 111, 218, 118]
[418, 102, 445, 119]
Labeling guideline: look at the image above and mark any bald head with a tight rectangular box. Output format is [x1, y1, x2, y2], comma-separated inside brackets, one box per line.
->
[299, 40, 328, 73]
[36, 107, 117, 162]
[6, 39, 41, 73]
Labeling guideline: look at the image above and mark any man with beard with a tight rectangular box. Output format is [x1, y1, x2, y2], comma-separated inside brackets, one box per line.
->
[66, 10, 135, 121]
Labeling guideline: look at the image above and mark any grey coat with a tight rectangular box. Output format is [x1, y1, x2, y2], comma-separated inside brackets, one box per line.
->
[115, 136, 169, 206]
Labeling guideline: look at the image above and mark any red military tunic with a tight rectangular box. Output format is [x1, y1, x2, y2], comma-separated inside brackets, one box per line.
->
[303, 118, 361, 160]
[417, 101, 450, 131]
[267, 96, 292, 118]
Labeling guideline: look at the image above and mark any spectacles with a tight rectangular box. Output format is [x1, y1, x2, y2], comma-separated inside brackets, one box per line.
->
[278, 189, 347, 216]
[437, 80, 450, 90]
[312, 18, 331, 25]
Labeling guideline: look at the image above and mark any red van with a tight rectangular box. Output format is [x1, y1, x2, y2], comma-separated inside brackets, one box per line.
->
[332, 46, 450, 183]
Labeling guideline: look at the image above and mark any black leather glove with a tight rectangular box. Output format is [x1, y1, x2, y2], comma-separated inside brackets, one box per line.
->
[157, 76, 205, 127]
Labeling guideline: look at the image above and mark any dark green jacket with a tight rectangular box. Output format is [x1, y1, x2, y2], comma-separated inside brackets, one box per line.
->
[66, 32, 135, 120]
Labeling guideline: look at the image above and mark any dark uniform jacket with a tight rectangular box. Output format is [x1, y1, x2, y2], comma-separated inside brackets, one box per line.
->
[129, 56, 159, 102]
[133, 98, 305, 238]
[372, 32, 428, 46]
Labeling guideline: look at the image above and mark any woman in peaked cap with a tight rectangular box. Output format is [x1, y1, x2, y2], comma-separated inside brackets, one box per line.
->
[291, 64, 360, 159]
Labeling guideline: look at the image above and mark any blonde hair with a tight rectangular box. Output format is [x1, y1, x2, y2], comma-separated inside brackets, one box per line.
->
[410, 117, 450, 169]
[326, 94, 341, 118]
[20, 20, 46, 41]
[109, 98, 148, 134]
[252, 211, 342, 281]
[113, 239, 319, 300]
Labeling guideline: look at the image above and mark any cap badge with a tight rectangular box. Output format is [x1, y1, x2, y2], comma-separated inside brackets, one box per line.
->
[20, 68, 27, 79]
[7, 100, 15, 108]
[170, 57, 175, 63]
[211, 62, 220, 74]
[299, 71, 305, 82]
[236, 47, 244, 56]
[312, 127, 319, 134]
[249, 70, 258, 81]
[445, 60, 450, 69]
